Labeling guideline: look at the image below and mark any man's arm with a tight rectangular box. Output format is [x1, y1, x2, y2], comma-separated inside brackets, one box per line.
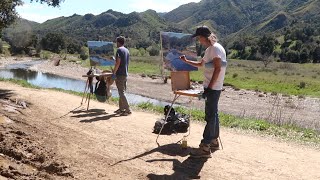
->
[179, 55, 204, 67]
[208, 57, 222, 89]
[113, 57, 121, 74]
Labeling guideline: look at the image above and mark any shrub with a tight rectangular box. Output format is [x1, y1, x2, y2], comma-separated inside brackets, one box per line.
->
[232, 73, 238, 78]
[0, 40, 3, 54]
[298, 81, 306, 89]
[147, 46, 160, 56]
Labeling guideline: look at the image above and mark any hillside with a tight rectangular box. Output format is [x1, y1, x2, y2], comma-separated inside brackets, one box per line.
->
[164, 0, 320, 39]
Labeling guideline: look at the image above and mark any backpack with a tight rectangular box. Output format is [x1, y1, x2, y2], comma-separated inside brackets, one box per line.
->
[153, 106, 190, 135]
[94, 78, 107, 102]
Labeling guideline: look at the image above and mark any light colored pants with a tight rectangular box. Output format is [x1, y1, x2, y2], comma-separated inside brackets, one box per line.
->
[115, 75, 130, 111]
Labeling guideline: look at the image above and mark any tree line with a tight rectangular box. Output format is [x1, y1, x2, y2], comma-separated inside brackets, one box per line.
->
[229, 26, 320, 64]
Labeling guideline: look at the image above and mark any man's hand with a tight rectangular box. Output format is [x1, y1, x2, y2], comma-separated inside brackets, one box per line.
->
[111, 74, 117, 80]
[179, 55, 187, 62]
[202, 88, 210, 99]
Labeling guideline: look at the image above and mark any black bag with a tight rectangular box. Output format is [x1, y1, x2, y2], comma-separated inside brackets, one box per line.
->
[94, 79, 107, 102]
[173, 114, 190, 133]
[153, 106, 190, 135]
[153, 119, 173, 135]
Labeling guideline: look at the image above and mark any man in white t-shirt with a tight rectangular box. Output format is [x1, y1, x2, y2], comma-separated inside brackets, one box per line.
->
[179, 26, 227, 158]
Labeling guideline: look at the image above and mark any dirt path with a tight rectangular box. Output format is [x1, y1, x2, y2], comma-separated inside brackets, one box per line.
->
[27, 59, 320, 131]
[1, 81, 319, 179]
[1, 57, 320, 130]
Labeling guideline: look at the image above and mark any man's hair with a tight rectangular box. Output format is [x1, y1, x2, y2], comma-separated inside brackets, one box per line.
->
[116, 36, 125, 45]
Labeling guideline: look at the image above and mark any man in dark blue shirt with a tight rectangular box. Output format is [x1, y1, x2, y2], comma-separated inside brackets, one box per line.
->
[113, 36, 131, 115]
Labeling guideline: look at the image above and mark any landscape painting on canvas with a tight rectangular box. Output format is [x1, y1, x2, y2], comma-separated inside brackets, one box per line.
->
[161, 32, 198, 71]
[88, 41, 115, 67]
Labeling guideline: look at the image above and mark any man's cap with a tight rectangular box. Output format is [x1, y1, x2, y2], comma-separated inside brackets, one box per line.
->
[192, 26, 212, 38]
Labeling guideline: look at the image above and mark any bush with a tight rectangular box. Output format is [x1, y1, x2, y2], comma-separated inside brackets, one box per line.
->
[80, 47, 89, 60]
[129, 48, 140, 56]
[80, 54, 88, 60]
[139, 48, 146, 56]
[298, 81, 306, 89]
[147, 46, 160, 56]
[0, 40, 3, 54]
[232, 73, 238, 78]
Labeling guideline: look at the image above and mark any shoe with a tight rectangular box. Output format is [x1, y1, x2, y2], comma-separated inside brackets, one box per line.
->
[210, 139, 220, 152]
[190, 143, 211, 158]
[121, 111, 132, 116]
[114, 109, 124, 114]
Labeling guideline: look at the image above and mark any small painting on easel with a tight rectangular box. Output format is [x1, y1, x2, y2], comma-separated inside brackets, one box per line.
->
[160, 32, 198, 71]
[88, 41, 115, 67]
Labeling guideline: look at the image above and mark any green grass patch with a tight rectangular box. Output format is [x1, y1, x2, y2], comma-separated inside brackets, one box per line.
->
[135, 101, 320, 145]
[0, 78, 40, 89]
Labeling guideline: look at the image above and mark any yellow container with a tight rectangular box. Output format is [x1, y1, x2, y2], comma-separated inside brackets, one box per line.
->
[181, 139, 188, 148]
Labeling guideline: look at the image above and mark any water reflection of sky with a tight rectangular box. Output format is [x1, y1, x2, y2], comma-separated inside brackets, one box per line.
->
[161, 32, 192, 39]
[0, 68, 171, 107]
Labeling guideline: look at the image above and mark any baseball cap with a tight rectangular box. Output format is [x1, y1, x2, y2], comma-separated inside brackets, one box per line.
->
[191, 26, 212, 38]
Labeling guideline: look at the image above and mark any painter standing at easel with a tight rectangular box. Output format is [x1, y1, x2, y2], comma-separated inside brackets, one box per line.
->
[112, 36, 131, 116]
[179, 26, 227, 158]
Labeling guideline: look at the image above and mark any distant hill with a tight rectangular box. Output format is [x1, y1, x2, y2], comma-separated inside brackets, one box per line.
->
[30, 9, 180, 47]
[3, 9, 181, 48]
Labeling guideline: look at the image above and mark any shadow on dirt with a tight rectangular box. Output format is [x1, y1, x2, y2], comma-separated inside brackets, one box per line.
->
[0, 89, 14, 99]
[70, 108, 124, 123]
[111, 143, 212, 179]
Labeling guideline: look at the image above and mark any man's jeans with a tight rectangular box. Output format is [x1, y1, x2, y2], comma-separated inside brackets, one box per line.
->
[201, 89, 221, 145]
[115, 75, 130, 111]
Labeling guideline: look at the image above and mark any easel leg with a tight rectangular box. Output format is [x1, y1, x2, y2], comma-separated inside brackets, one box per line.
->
[156, 94, 180, 146]
[177, 97, 192, 146]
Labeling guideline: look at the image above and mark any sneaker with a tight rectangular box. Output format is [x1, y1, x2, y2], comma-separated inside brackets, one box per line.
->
[190, 143, 211, 158]
[114, 109, 124, 114]
[210, 139, 220, 152]
[121, 111, 132, 116]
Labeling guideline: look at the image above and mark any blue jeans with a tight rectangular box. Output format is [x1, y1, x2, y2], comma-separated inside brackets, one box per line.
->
[201, 89, 221, 144]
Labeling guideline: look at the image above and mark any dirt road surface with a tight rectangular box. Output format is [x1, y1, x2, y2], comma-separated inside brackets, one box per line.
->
[1, 81, 319, 179]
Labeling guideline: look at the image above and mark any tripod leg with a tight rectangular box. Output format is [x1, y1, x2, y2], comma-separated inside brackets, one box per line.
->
[81, 78, 89, 105]
[87, 93, 91, 111]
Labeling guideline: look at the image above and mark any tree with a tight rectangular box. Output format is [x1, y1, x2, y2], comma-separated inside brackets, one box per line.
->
[5, 29, 36, 55]
[299, 48, 309, 63]
[41, 33, 66, 53]
[0, 0, 23, 30]
[0, 0, 64, 30]
[258, 35, 275, 56]
[312, 47, 320, 63]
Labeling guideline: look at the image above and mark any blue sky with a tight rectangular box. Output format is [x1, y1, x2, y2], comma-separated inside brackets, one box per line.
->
[17, 0, 201, 23]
